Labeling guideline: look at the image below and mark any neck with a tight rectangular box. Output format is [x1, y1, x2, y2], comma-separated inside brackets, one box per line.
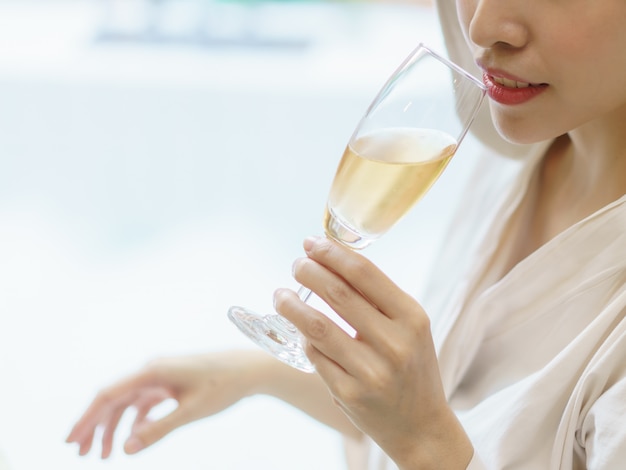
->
[529, 115, 625, 249]
[495, 109, 625, 277]
[543, 109, 626, 214]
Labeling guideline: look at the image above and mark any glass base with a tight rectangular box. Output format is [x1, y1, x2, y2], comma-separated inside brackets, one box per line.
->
[227, 306, 316, 373]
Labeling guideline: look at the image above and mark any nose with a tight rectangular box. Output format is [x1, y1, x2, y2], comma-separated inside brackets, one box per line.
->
[467, 0, 529, 50]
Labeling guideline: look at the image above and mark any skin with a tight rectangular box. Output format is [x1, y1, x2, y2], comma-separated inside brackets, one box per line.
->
[457, 0, 626, 261]
[276, 237, 473, 468]
[67, 0, 626, 468]
[66, 351, 359, 457]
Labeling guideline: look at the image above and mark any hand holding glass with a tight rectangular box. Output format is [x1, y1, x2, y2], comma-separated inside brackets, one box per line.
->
[228, 44, 486, 373]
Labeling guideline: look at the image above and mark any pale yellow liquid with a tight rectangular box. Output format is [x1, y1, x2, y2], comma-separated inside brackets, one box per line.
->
[324, 127, 457, 244]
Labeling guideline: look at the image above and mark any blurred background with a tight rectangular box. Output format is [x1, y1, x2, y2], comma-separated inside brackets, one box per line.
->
[0, 0, 478, 469]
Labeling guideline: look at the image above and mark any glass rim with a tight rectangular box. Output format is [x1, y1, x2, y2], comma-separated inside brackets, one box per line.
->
[406, 43, 486, 92]
[349, 42, 487, 145]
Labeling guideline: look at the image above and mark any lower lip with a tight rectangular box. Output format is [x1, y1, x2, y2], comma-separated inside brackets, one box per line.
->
[483, 73, 548, 105]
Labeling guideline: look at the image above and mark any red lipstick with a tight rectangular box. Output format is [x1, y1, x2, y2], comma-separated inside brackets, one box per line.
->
[483, 71, 548, 105]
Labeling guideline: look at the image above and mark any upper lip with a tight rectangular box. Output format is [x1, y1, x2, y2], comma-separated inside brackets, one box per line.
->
[476, 60, 546, 88]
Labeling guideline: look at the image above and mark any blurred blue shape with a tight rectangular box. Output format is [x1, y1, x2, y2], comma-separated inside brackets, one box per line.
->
[95, 0, 312, 49]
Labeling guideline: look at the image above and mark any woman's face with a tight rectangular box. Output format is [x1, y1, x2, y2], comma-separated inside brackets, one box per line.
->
[456, 0, 626, 144]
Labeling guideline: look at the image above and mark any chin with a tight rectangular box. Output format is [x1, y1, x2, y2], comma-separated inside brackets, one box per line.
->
[491, 107, 562, 146]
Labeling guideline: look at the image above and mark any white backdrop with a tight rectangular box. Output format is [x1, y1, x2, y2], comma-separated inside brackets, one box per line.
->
[0, 2, 477, 469]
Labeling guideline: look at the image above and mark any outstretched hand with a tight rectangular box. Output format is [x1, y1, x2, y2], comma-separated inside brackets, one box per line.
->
[66, 351, 263, 458]
[275, 236, 473, 469]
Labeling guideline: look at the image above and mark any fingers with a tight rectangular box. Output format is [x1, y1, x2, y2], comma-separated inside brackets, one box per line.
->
[274, 287, 377, 376]
[299, 236, 431, 346]
[301, 237, 422, 321]
[68, 371, 154, 441]
[66, 369, 163, 457]
[291, 254, 388, 341]
[132, 388, 172, 433]
[287, 236, 432, 380]
[75, 427, 96, 457]
[100, 405, 126, 459]
[124, 403, 191, 454]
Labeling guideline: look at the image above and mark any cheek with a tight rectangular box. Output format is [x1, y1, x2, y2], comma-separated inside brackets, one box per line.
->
[547, 10, 626, 105]
[545, 29, 626, 123]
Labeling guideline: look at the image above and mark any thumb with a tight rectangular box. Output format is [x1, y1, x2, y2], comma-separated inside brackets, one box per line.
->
[124, 408, 190, 454]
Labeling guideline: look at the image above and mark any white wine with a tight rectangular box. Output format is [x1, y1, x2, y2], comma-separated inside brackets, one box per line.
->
[324, 127, 457, 247]
[227, 44, 485, 374]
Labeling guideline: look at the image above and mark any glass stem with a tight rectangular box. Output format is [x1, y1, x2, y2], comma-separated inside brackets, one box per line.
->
[297, 285, 312, 303]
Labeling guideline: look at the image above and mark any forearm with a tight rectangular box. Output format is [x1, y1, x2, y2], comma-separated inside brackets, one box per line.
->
[388, 409, 473, 470]
[248, 352, 363, 440]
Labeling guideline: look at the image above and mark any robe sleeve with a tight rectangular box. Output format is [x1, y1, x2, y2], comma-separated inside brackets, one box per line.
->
[579, 376, 626, 469]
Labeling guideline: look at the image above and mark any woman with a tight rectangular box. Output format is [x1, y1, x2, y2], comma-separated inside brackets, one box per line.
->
[67, 0, 626, 467]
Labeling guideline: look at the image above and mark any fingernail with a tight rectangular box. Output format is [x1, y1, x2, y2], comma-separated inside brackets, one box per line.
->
[273, 287, 288, 309]
[291, 259, 297, 278]
[303, 236, 320, 252]
[124, 436, 144, 454]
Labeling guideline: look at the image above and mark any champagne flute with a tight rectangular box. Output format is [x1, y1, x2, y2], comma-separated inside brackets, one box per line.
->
[228, 43, 486, 373]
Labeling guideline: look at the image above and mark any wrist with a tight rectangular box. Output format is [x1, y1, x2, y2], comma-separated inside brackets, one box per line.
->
[249, 351, 306, 397]
[394, 410, 473, 470]
[230, 350, 279, 398]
